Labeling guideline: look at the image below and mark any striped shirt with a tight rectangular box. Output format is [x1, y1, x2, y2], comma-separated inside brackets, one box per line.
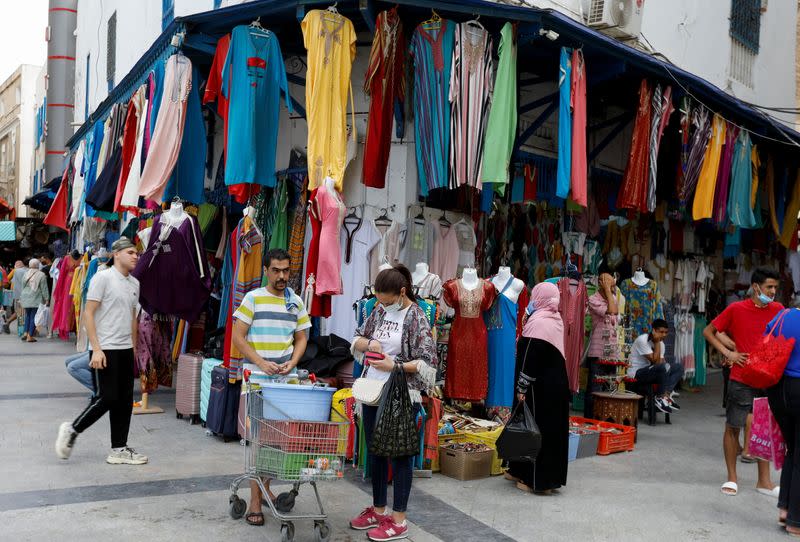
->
[233, 287, 311, 363]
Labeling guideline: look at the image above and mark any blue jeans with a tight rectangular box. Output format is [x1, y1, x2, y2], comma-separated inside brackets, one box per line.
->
[24, 308, 37, 336]
[65, 351, 94, 393]
[362, 403, 419, 513]
[635, 362, 685, 395]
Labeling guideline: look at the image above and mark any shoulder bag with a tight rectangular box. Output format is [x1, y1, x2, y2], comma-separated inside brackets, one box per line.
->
[740, 309, 796, 389]
[351, 351, 387, 406]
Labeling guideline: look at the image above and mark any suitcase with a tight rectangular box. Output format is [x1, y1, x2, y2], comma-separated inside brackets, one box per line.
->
[175, 353, 203, 424]
[205, 365, 241, 441]
[200, 358, 220, 423]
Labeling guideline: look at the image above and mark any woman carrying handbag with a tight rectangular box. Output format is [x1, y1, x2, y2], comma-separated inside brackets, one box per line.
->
[349, 265, 438, 542]
[505, 282, 570, 494]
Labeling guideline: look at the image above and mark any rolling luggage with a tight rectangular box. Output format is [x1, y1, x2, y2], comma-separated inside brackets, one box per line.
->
[175, 353, 203, 424]
[206, 365, 241, 441]
[200, 357, 220, 423]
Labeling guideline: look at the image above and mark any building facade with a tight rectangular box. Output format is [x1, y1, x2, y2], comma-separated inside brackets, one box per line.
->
[0, 65, 42, 219]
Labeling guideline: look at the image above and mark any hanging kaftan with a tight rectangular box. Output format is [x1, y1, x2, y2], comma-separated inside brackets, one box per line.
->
[618, 79, 652, 213]
[692, 114, 726, 220]
[712, 122, 739, 226]
[556, 48, 571, 200]
[570, 49, 587, 207]
[164, 65, 206, 204]
[728, 132, 756, 229]
[481, 22, 517, 190]
[363, 8, 405, 188]
[485, 277, 519, 408]
[449, 22, 493, 190]
[556, 278, 587, 394]
[410, 20, 456, 196]
[302, 10, 356, 191]
[222, 25, 291, 188]
[138, 54, 192, 203]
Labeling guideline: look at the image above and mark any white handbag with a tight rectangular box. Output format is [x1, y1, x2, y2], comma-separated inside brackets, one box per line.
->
[351, 353, 386, 406]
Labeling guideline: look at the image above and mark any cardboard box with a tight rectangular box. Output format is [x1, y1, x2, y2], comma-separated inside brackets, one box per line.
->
[438, 445, 493, 481]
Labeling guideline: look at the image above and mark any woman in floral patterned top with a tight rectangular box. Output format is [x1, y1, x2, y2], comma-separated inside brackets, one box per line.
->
[349, 265, 437, 541]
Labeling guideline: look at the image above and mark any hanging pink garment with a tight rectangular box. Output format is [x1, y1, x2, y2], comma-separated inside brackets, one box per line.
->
[51, 255, 80, 340]
[570, 49, 587, 207]
[712, 122, 740, 226]
[557, 277, 587, 393]
[138, 54, 192, 203]
[314, 184, 346, 295]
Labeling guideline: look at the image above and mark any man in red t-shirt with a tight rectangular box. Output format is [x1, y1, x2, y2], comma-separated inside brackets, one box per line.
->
[704, 267, 783, 497]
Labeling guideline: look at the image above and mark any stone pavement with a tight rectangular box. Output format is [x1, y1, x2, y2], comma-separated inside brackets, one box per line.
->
[0, 332, 789, 541]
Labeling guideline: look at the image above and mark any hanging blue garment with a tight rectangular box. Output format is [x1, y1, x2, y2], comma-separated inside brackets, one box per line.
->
[410, 20, 456, 196]
[724, 227, 741, 259]
[83, 122, 105, 218]
[728, 131, 756, 229]
[218, 238, 234, 329]
[164, 66, 206, 204]
[485, 277, 519, 408]
[149, 59, 166, 139]
[481, 182, 494, 213]
[510, 168, 524, 204]
[556, 47, 572, 200]
[222, 25, 291, 187]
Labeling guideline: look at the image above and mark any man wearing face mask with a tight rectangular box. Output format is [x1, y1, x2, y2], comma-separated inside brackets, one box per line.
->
[703, 267, 783, 498]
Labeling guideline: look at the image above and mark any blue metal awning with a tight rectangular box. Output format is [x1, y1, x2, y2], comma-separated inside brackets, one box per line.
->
[66, 0, 800, 151]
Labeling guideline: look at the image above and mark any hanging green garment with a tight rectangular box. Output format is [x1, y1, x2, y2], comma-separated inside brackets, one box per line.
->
[727, 132, 756, 229]
[691, 316, 707, 387]
[480, 22, 517, 192]
[269, 180, 289, 251]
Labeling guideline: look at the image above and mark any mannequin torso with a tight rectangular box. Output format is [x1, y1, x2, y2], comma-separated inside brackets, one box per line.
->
[491, 266, 524, 303]
[412, 262, 430, 285]
[461, 268, 480, 291]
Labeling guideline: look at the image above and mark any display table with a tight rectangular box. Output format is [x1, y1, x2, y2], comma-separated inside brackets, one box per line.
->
[591, 391, 642, 429]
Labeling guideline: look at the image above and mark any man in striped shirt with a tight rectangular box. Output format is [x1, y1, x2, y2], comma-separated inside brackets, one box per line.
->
[232, 248, 311, 526]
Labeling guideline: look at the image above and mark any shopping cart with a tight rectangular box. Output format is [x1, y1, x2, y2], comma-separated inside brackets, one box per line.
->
[228, 378, 347, 542]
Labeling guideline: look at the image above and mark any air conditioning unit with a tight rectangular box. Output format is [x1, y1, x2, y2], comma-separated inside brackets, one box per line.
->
[586, 0, 645, 40]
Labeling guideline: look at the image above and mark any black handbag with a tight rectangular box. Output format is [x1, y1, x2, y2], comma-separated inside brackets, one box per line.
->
[369, 364, 420, 457]
[496, 397, 542, 462]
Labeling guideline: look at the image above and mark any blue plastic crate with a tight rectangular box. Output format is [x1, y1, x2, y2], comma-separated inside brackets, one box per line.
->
[568, 432, 580, 462]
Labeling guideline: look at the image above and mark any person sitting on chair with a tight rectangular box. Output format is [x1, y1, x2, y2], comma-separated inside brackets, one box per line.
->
[627, 319, 684, 414]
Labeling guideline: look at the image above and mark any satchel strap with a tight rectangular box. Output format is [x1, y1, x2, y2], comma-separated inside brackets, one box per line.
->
[769, 309, 791, 338]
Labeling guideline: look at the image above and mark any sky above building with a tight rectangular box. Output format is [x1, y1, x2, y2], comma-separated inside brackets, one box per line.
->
[0, 1, 48, 84]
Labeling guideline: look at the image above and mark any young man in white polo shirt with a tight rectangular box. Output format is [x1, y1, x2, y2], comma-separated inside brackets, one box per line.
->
[232, 248, 311, 526]
[55, 237, 148, 465]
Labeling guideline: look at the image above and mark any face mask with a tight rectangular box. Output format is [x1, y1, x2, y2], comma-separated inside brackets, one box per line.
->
[755, 285, 774, 305]
[383, 298, 403, 313]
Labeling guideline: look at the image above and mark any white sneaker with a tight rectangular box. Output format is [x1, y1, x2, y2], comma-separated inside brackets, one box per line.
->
[106, 447, 148, 465]
[55, 422, 78, 460]
[671, 391, 681, 399]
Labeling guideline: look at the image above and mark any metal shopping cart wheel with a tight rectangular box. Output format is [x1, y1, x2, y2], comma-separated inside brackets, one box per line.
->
[313, 521, 332, 542]
[280, 521, 295, 542]
[228, 494, 247, 519]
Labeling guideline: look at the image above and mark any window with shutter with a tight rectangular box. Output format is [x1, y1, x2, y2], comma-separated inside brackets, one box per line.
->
[730, 0, 761, 53]
[107, 12, 117, 89]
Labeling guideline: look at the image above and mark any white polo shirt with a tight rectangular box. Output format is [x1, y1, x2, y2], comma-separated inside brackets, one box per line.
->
[86, 266, 140, 350]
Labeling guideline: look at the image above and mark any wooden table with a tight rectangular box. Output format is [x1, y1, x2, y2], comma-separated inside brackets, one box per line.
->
[591, 391, 643, 430]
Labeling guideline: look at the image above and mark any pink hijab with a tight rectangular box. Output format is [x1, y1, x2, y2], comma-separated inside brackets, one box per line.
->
[522, 282, 565, 358]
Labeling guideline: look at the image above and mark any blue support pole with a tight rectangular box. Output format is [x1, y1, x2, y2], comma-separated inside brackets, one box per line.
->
[514, 99, 558, 152]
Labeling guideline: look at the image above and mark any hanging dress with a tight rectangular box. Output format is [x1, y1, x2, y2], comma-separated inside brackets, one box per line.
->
[138, 54, 192, 203]
[692, 113, 726, 220]
[430, 222, 460, 282]
[443, 279, 497, 401]
[570, 48, 587, 207]
[222, 25, 291, 188]
[302, 10, 356, 191]
[363, 8, 405, 188]
[712, 122, 739, 226]
[117, 86, 149, 214]
[556, 278, 587, 394]
[485, 277, 519, 408]
[304, 189, 332, 318]
[448, 22, 493, 190]
[556, 47, 572, 200]
[164, 65, 206, 204]
[618, 79, 652, 213]
[410, 20, 456, 196]
[481, 22, 517, 191]
[113, 85, 146, 212]
[314, 184, 346, 295]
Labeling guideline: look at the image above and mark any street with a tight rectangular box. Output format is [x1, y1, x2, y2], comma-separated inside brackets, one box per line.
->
[0, 332, 788, 541]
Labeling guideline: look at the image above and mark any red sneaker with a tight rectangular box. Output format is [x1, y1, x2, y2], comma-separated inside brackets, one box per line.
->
[350, 507, 385, 531]
[367, 516, 409, 541]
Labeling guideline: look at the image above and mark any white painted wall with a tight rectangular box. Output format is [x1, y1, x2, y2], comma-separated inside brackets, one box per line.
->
[29, 66, 47, 205]
[16, 64, 41, 218]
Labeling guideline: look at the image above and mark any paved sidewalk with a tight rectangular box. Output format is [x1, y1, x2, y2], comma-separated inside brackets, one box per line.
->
[0, 332, 788, 541]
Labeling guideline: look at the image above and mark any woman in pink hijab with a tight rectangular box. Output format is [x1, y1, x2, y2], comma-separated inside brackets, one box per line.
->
[505, 281, 570, 494]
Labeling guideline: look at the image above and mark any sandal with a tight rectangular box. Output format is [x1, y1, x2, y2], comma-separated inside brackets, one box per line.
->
[245, 512, 265, 526]
[504, 472, 521, 483]
[720, 481, 738, 496]
[516, 482, 533, 493]
[740, 453, 758, 464]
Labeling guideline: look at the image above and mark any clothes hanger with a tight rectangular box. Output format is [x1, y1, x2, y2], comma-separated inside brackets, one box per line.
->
[249, 17, 264, 30]
[374, 207, 393, 227]
[327, 2, 339, 13]
[438, 210, 451, 228]
[423, 9, 442, 29]
[466, 14, 485, 31]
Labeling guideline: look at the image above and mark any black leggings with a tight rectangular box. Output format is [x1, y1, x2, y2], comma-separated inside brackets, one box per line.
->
[72, 349, 134, 449]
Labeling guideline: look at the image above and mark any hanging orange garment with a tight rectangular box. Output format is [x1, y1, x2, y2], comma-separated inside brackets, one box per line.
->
[766, 154, 781, 237]
[751, 145, 760, 209]
[692, 114, 725, 220]
[780, 170, 800, 248]
[617, 79, 652, 213]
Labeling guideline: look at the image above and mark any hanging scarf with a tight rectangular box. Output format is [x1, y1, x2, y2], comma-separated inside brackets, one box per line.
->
[679, 105, 712, 210]
[522, 282, 565, 358]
